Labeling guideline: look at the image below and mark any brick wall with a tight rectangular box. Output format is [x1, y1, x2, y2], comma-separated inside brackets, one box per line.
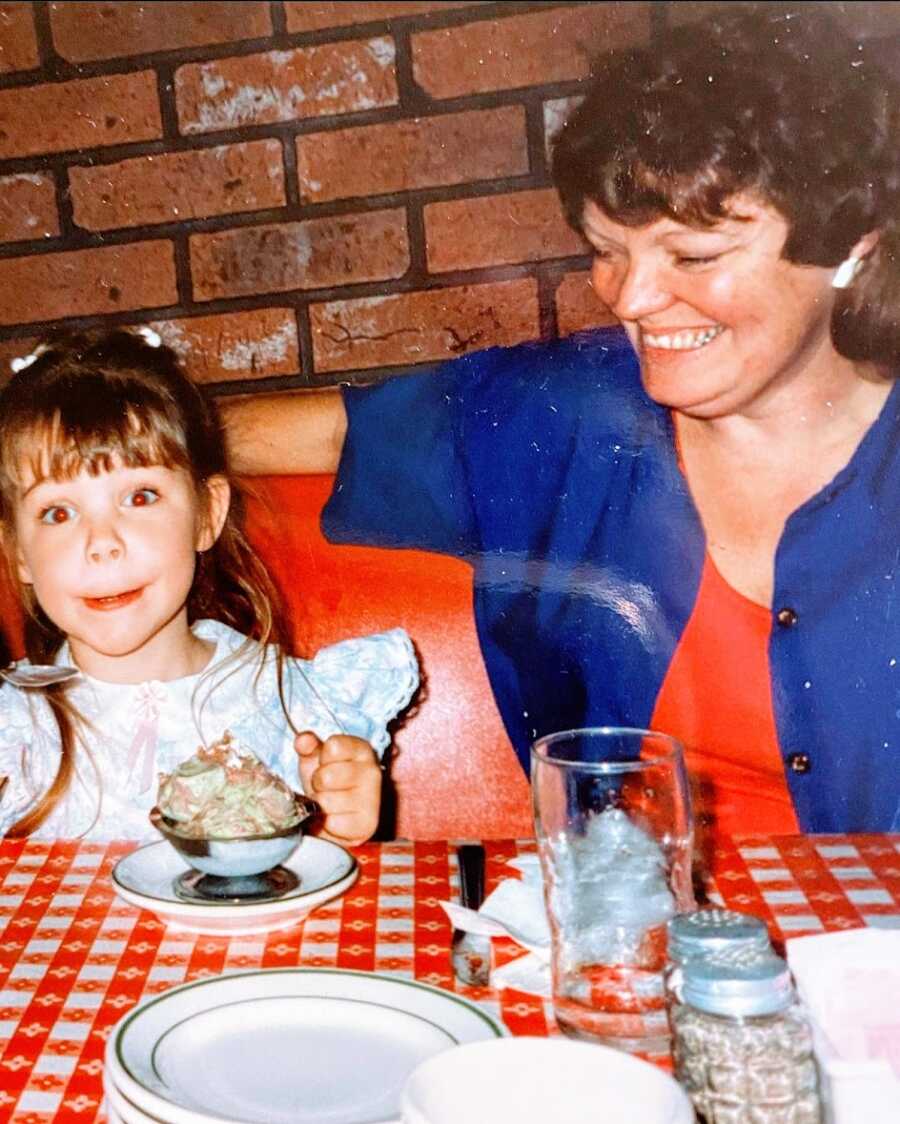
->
[0, 1, 897, 396]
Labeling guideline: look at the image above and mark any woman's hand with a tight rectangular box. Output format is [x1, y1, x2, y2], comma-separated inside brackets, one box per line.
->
[295, 731, 381, 846]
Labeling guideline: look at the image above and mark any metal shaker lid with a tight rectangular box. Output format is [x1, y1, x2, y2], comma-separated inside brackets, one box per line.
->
[681, 947, 795, 1018]
[668, 907, 770, 963]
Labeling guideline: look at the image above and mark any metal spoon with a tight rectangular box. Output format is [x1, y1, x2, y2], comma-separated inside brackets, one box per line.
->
[0, 664, 80, 689]
[293, 663, 346, 735]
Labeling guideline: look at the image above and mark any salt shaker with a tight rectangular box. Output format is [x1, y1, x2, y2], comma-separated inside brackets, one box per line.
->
[666, 907, 771, 997]
[672, 947, 823, 1123]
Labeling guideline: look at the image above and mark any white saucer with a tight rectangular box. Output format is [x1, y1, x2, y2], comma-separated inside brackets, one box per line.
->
[111, 837, 357, 935]
[105, 967, 507, 1124]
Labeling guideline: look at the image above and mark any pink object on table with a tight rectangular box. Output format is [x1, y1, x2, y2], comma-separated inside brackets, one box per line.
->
[788, 927, 900, 1124]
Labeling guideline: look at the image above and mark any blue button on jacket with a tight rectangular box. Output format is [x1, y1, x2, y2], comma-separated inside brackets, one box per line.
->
[323, 328, 900, 832]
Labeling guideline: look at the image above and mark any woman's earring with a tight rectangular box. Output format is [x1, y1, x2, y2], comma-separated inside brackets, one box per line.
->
[832, 255, 863, 289]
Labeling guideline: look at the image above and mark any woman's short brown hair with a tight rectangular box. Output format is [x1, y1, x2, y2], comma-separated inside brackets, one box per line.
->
[553, 5, 900, 365]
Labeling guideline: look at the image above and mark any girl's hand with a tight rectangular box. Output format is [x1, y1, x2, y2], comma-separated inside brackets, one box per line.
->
[295, 731, 381, 846]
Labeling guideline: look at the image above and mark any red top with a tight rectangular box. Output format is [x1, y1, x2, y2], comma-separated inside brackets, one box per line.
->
[651, 553, 800, 845]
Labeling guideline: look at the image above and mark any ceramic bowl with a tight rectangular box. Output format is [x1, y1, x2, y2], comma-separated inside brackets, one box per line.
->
[400, 1037, 695, 1124]
[149, 795, 318, 878]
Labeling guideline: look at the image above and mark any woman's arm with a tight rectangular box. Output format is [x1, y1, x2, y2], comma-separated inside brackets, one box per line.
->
[219, 388, 348, 476]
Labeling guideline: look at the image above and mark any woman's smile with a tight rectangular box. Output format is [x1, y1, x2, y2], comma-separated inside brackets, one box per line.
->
[640, 325, 725, 351]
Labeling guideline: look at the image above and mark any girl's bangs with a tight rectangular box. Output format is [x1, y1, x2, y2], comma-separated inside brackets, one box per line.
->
[6, 404, 190, 490]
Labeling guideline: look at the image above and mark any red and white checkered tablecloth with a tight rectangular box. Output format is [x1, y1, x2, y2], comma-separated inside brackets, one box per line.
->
[0, 834, 898, 1123]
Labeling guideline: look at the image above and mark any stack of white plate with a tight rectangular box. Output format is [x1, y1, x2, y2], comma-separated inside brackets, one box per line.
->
[102, 967, 507, 1124]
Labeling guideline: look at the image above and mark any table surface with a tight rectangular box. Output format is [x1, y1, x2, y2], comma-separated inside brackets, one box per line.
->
[1, 833, 898, 1123]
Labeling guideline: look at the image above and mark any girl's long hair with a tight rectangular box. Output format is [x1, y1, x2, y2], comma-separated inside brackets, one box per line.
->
[0, 328, 289, 836]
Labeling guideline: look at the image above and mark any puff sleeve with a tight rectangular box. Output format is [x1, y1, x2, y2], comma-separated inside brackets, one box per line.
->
[283, 628, 419, 756]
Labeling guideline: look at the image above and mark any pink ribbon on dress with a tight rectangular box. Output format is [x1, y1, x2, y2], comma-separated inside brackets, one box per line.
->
[125, 683, 164, 794]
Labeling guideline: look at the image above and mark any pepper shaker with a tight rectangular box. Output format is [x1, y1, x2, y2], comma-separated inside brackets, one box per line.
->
[672, 947, 823, 1123]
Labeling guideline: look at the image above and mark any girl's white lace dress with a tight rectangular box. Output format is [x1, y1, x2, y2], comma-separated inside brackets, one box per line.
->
[0, 620, 418, 841]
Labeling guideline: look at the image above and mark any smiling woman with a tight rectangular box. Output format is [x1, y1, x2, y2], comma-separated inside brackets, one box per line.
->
[0, 329, 418, 844]
[579, 198, 877, 430]
[222, 5, 900, 848]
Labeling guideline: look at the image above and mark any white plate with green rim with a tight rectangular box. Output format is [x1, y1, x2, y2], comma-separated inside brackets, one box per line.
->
[105, 967, 508, 1124]
[104, 1076, 165, 1124]
[111, 837, 357, 935]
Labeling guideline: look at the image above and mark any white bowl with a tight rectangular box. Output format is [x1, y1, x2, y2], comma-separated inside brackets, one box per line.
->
[401, 1037, 694, 1124]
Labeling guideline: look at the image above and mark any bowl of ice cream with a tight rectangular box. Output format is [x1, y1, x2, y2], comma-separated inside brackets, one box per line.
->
[151, 735, 318, 896]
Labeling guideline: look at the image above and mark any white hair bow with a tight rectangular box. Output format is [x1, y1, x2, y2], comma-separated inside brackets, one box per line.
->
[136, 326, 162, 348]
[10, 344, 48, 373]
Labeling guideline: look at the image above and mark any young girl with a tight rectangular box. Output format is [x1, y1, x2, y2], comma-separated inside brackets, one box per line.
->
[0, 328, 418, 844]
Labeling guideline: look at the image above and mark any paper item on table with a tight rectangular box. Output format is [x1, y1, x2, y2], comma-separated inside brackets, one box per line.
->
[440, 855, 552, 997]
[786, 929, 900, 1124]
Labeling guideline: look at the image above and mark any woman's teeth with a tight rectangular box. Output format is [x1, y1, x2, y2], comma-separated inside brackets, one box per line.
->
[642, 325, 724, 350]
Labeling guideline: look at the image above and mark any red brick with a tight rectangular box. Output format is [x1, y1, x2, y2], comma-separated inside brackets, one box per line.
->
[190, 209, 409, 301]
[70, 141, 285, 232]
[666, 1, 736, 25]
[0, 242, 177, 327]
[0, 73, 161, 160]
[425, 188, 587, 273]
[176, 39, 398, 137]
[149, 309, 298, 384]
[412, 3, 651, 99]
[0, 314, 298, 387]
[296, 106, 526, 204]
[673, 0, 900, 36]
[310, 277, 538, 373]
[285, 2, 483, 32]
[555, 269, 618, 338]
[49, 1, 272, 63]
[832, 1, 900, 36]
[0, 173, 59, 243]
[0, 2, 38, 73]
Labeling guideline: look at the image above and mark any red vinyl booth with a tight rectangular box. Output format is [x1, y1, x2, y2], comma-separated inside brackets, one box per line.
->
[0, 475, 532, 840]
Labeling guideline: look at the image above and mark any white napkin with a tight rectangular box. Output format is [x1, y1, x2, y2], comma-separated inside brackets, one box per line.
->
[786, 929, 900, 1124]
[440, 855, 552, 996]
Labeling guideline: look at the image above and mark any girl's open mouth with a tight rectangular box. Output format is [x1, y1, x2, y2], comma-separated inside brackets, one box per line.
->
[83, 588, 143, 611]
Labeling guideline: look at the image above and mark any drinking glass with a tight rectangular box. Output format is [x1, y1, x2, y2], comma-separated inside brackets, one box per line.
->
[531, 727, 694, 1054]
